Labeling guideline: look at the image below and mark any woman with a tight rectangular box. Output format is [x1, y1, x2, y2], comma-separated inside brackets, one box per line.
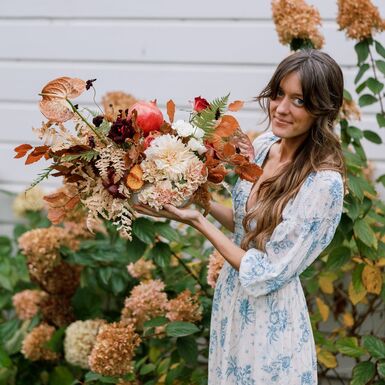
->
[135, 49, 345, 385]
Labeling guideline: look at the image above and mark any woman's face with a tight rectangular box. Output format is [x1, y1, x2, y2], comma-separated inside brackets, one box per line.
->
[269, 71, 315, 139]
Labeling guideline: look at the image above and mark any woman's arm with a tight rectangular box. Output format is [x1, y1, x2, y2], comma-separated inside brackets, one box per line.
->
[134, 204, 245, 270]
[205, 201, 235, 232]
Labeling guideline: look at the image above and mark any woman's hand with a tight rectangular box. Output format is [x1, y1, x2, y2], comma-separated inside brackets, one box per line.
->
[232, 131, 255, 161]
[133, 204, 202, 228]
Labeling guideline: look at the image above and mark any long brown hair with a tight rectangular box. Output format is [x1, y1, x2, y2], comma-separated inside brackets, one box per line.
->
[241, 50, 346, 251]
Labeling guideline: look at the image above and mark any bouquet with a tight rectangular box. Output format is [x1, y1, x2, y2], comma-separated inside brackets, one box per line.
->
[14, 77, 262, 239]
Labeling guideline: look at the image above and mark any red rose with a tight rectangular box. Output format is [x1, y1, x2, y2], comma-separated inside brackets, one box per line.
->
[193, 96, 210, 112]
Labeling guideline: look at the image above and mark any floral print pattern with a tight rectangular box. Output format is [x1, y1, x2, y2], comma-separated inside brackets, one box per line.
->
[208, 131, 344, 384]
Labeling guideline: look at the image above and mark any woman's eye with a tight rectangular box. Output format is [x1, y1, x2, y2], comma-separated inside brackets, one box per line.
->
[293, 98, 305, 107]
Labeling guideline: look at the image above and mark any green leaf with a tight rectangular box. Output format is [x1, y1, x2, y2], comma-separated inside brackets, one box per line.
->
[49, 366, 75, 385]
[166, 321, 199, 337]
[378, 362, 385, 379]
[363, 130, 382, 144]
[356, 80, 367, 94]
[144, 317, 168, 328]
[377, 113, 385, 128]
[336, 337, 366, 358]
[177, 335, 198, 365]
[352, 263, 365, 292]
[345, 194, 361, 221]
[362, 335, 385, 359]
[155, 222, 181, 242]
[149, 242, 172, 268]
[359, 94, 378, 107]
[44, 327, 65, 353]
[0, 237, 12, 256]
[376, 60, 385, 75]
[377, 174, 385, 187]
[126, 235, 147, 261]
[344, 89, 353, 101]
[84, 372, 120, 383]
[367, 78, 384, 94]
[72, 287, 102, 320]
[132, 217, 156, 244]
[355, 64, 370, 84]
[355, 40, 370, 64]
[111, 273, 126, 295]
[98, 267, 112, 286]
[351, 361, 375, 385]
[347, 126, 364, 140]
[353, 219, 378, 249]
[376, 41, 385, 59]
[140, 363, 156, 375]
[326, 246, 351, 270]
[0, 346, 12, 368]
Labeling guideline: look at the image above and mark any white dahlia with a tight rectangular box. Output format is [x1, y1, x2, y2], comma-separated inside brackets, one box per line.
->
[143, 134, 196, 181]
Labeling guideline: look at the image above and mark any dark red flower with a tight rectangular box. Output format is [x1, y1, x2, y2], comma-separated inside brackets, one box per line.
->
[93, 115, 104, 127]
[86, 79, 97, 90]
[108, 112, 135, 144]
[194, 96, 210, 112]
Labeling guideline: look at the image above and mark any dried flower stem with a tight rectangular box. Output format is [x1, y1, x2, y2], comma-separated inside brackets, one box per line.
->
[65, 98, 106, 143]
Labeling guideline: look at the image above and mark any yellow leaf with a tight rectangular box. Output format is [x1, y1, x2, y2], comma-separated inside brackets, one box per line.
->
[341, 262, 355, 272]
[362, 265, 383, 294]
[352, 256, 364, 264]
[317, 349, 337, 368]
[348, 281, 367, 305]
[316, 297, 330, 322]
[342, 312, 354, 328]
[376, 258, 385, 267]
[319, 272, 337, 294]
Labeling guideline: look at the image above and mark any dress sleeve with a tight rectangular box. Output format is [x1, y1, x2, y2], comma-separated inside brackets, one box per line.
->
[238, 171, 344, 298]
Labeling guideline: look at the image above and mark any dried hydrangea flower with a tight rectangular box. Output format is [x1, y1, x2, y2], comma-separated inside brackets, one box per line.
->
[121, 279, 168, 329]
[337, 0, 385, 40]
[272, 0, 324, 49]
[88, 322, 141, 377]
[340, 98, 361, 121]
[30, 260, 82, 296]
[207, 249, 225, 288]
[40, 294, 75, 327]
[21, 323, 59, 361]
[12, 186, 45, 217]
[166, 290, 202, 323]
[12, 289, 48, 320]
[127, 258, 155, 280]
[18, 227, 69, 279]
[64, 319, 106, 369]
[101, 91, 137, 122]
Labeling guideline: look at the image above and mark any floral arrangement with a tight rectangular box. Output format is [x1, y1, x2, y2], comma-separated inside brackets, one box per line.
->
[14, 77, 262, 239]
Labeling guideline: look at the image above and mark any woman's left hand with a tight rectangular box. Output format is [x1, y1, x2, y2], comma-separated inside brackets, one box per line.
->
[133, 204, 202, 227]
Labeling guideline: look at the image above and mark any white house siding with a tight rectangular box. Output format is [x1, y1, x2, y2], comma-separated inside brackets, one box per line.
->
[0, 1, 384, 377]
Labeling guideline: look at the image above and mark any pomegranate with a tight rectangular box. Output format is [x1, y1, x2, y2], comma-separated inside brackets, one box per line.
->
[128, 100, 164, 136]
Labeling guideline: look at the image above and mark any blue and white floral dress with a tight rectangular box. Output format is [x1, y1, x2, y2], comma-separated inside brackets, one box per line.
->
[208, 131, 344, 385]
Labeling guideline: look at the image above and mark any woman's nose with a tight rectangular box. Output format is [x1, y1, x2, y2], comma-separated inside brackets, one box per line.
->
[276, 97, 290, 115]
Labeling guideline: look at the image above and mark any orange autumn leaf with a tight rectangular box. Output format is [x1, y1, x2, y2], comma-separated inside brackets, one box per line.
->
[214, 115, 240, 137]
[235, 163, 262, 183]
[25, 146, 49, 165]
[222, 143, 236, 158]
[228, 100, 244, 112]
[43, 191, 68, 204]
[125, 164, 144, 190]
[14, 144, 33, 159]
[166, 99, 176, 123]
[47, 208, 66, 225]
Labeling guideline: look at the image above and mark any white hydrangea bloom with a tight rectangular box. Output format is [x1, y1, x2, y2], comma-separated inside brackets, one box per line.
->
[64, 319, 105, 369]
[187, 137, 207, 155]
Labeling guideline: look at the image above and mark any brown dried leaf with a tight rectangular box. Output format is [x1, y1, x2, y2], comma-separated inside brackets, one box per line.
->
[43, 191, 68, 205]
[192, 183, 212, 216]
[39, 99, 74, 123]
[47, 207, 66, 225]
[14, 144, 33, 158]
[222, 143, 236, 158]
[166, 99, 176, 123]
[228, 100, 244, 112]
[215, 115, 240, 137]
[234, 163, 262, 183]
[25, 146, 50, 165]
[64, 195, 80, 210]
[125, 164, 144, 190]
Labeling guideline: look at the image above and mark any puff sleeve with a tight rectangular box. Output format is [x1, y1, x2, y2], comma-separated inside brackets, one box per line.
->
[238, 170, 344, 298]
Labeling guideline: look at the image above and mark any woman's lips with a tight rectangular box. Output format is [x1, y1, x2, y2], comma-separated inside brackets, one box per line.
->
[274, 116, 292, 125]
